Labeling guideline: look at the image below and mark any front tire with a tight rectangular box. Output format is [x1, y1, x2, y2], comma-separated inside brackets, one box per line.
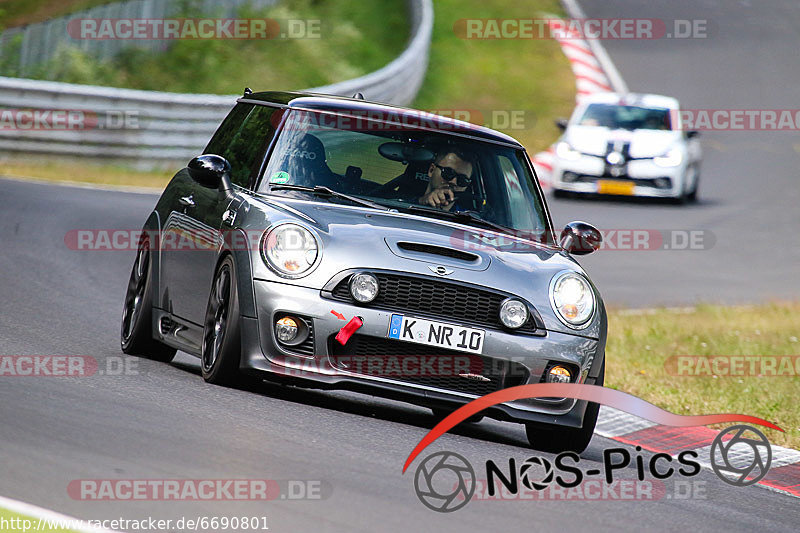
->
[201, 255, 243, 385]
[525, 361, 605, 454]
[120, 240, 176, 362]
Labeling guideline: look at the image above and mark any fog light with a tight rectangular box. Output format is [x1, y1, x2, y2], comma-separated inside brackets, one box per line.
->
[350, 272, 379, 303]
[275, 316, 299, 343]
[499, 299, 528, 329]
[547, 365, 572, 383]
[654, 177, 671, 189]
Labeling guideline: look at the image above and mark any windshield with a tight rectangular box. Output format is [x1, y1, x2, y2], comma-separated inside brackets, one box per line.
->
[577, 103, 672, 131]
[258, 109, 553, 243]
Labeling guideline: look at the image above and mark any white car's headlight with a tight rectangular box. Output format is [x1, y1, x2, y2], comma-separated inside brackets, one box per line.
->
[654, 147, 683, 167]
[556, 141, 582, 161]
[261, 223, 319, 278]
[549, 271, 595, 328]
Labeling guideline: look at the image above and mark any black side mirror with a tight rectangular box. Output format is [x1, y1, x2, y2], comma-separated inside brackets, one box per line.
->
[555, 118, 569, 132]
[188, 154, 233, 192]
[560, 221, 602, 255]
[686, 130, 700, 139]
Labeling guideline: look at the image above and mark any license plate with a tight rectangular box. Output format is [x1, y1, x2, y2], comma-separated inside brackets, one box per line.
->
[387, 314, 485, 354]
[597, 180, 635, 195]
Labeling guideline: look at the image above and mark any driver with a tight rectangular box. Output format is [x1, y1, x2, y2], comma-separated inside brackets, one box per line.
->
[417, 151, 473, 211]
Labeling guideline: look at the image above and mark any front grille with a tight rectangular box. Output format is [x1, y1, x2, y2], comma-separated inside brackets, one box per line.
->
[329, 334, 529, 396]
[328, 273, 541, 333]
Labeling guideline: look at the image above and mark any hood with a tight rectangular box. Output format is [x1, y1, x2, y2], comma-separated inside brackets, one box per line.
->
[242, 195, 601, 338]
[564, 125, 681, 159]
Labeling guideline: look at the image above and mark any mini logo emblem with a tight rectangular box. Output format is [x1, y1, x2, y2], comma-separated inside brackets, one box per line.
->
[429, 265, 454, 276]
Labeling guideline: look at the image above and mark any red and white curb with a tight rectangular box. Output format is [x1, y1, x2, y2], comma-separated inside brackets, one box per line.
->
[595, 406, 800, 498]
[531, 0, 624, 189]
[530, 16, 614, 188]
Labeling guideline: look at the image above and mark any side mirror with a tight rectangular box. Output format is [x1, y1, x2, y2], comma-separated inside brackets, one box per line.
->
[188, 154, 233, 192]
[555, 118, 569, 132]
[686, 130, 700, 139]
[560, 221, 602, 255]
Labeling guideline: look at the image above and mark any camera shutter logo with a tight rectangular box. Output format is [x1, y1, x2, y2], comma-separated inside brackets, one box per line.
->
[413, 451, 475, 512]
[519, 456, 554, 491]
[710, 425, 772, 486]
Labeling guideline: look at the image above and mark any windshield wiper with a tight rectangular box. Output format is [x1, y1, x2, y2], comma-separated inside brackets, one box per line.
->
[269, 184, 390, 211]
[403, 205, 515, 235]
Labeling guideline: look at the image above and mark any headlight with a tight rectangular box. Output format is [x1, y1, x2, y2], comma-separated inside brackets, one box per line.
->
[556, 141, 581, 161]
[654, 147, 683, 167]
[261, 223, 319, 278]
[549, 271, 595, 328]
[350, 272, 379, 303]
[499, 299, 528, 329]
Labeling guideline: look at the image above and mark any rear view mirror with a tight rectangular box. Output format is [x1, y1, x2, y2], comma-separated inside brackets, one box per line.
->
[555, 118, 569, 132]
[188, 154, 233, 192]
[560, 221, 602, 255]
[378, 142, 435, 164]
[686, 130, 700, 139]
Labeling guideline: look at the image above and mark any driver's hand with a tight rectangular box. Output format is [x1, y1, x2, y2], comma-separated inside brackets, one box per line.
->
[419, 187, 455, 208]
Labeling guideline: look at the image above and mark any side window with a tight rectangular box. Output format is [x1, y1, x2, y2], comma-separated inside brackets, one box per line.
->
[498, 155, 540, 232]
[204, 103, 279, 189]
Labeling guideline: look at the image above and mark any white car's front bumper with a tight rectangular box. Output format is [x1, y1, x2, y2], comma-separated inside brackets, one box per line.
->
[551, 156, 688, 198]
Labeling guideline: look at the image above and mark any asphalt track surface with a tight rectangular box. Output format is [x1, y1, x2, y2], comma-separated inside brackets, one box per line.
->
[1, 1, 800, 531]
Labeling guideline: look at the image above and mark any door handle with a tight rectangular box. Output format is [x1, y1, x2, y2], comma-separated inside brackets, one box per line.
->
[179, 195, 195, 208]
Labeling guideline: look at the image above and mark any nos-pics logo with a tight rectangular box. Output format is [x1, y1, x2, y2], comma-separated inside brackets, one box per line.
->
[412, 425, 772, 512]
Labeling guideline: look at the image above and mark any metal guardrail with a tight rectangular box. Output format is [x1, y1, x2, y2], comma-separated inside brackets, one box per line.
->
[0, 0, 433, 166]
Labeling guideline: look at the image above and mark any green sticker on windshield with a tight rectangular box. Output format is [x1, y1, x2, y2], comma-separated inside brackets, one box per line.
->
[270, 171, 290, 184]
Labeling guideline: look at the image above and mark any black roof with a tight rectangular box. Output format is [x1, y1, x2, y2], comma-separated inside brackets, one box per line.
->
[240, 90, 524, 147]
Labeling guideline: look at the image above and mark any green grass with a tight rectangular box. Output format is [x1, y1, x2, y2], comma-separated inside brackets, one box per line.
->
[606, 303, 800, 449]
[0, 507, 78, 532]
[413, 0, 576, 154]
[0, 157, 172, 189]
[2, 0, 408, 94]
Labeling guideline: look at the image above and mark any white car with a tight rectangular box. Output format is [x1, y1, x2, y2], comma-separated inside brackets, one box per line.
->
[550, 93, 702, 202]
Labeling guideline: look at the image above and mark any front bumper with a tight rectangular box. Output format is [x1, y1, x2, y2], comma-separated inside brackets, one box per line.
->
[552, 157, 686, 198]
[239, 278, 605, 428]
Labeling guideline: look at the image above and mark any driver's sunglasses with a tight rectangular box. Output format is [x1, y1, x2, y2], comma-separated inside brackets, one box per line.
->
[434, 163, 472, 187]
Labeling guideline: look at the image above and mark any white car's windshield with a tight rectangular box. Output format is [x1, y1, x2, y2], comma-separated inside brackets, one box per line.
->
[577, 103, 672, 131]
[259, 110, 553, 242]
